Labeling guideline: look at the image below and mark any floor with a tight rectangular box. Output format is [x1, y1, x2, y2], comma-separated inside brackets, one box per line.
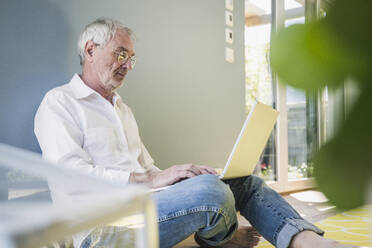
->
[175, 190, 340, 247]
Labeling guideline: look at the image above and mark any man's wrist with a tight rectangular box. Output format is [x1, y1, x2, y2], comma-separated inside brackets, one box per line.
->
[129, 171, 154, 185]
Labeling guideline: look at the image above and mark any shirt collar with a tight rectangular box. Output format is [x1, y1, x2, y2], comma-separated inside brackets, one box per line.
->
[112, 93, 122, 105]
[69, 74, 122, 104]
[69, 73, 97, 99]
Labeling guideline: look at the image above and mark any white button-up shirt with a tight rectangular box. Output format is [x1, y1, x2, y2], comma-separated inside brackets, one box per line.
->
[35, 74, 160, 186]
[35, 74, 161, 247]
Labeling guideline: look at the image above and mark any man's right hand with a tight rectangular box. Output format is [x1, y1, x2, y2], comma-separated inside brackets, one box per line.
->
[129, 164, 218, 188]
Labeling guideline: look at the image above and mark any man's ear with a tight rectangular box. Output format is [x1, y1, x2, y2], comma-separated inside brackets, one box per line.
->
[84, 41, 96, 63]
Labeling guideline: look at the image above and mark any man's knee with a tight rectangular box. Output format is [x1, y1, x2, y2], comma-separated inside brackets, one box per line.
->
[188, 174, 236, 210]
[191, 175, 238, 245]
[155, 175, 238, 247]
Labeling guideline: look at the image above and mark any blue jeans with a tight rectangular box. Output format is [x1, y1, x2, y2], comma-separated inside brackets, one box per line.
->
[81, 174, 323, 248]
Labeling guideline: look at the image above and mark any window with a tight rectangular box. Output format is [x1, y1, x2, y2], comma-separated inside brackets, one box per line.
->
[245, 0, 322, 192]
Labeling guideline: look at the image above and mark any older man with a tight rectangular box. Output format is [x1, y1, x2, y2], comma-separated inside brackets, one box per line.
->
[35, 18, 353, 248]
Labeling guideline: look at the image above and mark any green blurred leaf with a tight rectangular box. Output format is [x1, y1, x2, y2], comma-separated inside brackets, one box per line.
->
[327, 0, 372, 59]
[325, 0, 372, 83]
[270, 23, 357, 90]
[314, 82, 372, 210]
[314, 141, 367, 210]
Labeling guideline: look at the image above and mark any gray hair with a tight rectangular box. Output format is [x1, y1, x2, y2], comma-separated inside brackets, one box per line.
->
[77, 17, 135, 65]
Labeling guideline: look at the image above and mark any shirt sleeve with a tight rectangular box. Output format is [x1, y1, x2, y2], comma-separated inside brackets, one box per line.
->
[139, 142, 162, 173]
[123, 104, 162, 173]
[34, 93, 131, 185]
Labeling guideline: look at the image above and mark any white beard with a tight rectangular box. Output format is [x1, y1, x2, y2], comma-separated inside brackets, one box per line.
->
[98, 70, 123, 92]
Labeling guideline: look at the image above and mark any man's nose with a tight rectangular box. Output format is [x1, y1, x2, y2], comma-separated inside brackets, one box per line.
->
[120, 59, 132, 71]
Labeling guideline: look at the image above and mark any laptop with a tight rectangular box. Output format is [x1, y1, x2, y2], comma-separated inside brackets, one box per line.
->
[151, 101, 279, 192]
[217, 101, 279, 179]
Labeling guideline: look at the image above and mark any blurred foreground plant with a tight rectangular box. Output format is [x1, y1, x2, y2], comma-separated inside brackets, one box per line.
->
[270, 0, 372, 210]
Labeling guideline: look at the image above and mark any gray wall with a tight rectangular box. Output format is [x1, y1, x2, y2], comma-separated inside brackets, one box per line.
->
[0, 0, 246, 169]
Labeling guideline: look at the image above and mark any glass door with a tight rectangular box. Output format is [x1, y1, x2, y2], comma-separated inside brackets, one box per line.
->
[244, 0, 321, 192]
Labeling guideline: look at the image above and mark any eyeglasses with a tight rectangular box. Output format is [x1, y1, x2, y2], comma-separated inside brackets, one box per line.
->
[113, 50, 136, 68]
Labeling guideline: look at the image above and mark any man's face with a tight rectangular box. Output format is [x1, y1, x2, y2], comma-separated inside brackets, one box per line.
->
[92, 30, 135, 92]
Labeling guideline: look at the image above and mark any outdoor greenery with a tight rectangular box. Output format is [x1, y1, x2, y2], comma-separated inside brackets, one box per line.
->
[245, 43, 272, 113]
[245, 38, 277, 181]
[288, 162, 314, 179]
